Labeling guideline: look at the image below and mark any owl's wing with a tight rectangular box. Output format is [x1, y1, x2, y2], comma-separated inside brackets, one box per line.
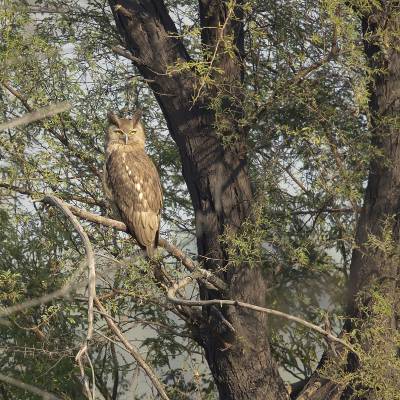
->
[106, 147, 162, 250]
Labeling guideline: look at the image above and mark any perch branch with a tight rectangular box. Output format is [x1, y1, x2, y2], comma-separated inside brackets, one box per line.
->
[45, 199, 226, 291]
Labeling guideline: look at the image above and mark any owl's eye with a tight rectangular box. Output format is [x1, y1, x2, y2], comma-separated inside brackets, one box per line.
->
[129, 129, 137, 135]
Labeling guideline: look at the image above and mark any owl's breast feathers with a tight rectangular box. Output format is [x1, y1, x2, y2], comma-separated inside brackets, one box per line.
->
[104, 144, 162, 257]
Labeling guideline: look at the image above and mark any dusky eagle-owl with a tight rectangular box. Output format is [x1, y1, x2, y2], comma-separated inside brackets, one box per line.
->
[104, 110, 162, 257]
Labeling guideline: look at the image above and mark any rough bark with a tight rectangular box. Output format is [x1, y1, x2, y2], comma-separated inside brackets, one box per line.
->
[108, 1, 287, 399]
[297, 3, 400, 399]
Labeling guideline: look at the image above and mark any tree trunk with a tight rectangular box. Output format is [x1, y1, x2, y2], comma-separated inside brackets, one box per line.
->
[297, 3, 400, 399]
[108, 1, 288, 399]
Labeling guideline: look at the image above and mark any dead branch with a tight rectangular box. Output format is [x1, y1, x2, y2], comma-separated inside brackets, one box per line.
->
[94, 297, 170, 400]
[166, 276, 357, 355]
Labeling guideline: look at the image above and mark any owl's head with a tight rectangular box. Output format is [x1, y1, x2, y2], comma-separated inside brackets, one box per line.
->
[106, 110, 145, 148]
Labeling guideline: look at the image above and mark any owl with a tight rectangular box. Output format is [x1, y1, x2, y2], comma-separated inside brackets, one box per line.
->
[104, 110, 162, 257]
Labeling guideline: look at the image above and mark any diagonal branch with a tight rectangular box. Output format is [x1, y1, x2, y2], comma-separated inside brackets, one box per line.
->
[94, 297, 170, 400]
[0, 261, 86, 319]
[0, 101, 71, 131]
[0, 373, 61, 400]
[39, 197, 226, 291]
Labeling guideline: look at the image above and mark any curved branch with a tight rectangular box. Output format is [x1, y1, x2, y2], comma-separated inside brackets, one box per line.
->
[40, 195, 96, 400]
[42, 196, 96, 341]
[50, 200, 227, 291]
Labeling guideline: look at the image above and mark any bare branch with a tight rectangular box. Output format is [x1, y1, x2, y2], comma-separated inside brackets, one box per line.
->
[0, 373, 61, 400]
[0, 261, 86, 318]
[166, 277, 357, 355]
[0, 182, 106, 208]
[41, 196, 96, 341]
[94, 298, 170, 400]
[0, 102, 71, 131]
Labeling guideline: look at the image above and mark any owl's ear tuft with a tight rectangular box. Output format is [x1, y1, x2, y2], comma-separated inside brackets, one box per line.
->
[108, 111, 120, 127]
[131, 109, 143, 126]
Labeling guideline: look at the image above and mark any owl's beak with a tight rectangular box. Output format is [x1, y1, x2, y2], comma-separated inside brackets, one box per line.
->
[125, 132, 128, 145]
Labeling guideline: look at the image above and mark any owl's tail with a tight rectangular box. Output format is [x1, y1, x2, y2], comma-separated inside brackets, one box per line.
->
[145, 245, 157, 258]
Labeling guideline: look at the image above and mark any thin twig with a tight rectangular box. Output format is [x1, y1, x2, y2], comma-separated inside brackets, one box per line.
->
[191, 1, 236, 105]
[94, 298, 170, 400]
[0, 373, 61, 400]
[166, 277, 357, 355]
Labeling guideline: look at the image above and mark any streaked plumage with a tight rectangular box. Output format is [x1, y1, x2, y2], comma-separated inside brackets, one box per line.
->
[104, 110, 162, 257]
